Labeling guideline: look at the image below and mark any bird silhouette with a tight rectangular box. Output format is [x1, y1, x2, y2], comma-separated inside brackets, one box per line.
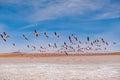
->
[1, 34, 6, 42]
[1, 32, 9, 42]
[44, 32, 49, 38]
[34, 30, 39, 37]
[3, 32, 10, 38]
[13, 43, 16, 46]
[87, 36, 90, 42]
[23, 34, 28, 40]
[54, 43, 57, 48]
[54, 32, 60, 38]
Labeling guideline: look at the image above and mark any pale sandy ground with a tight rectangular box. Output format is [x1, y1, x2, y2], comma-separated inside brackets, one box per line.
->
[0, 55, 120, 80]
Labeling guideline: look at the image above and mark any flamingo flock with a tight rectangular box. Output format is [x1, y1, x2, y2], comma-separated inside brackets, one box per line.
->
[0, 30, 117, 55]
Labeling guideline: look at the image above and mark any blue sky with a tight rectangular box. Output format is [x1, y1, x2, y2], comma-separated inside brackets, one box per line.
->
[0, 0, 120, 53]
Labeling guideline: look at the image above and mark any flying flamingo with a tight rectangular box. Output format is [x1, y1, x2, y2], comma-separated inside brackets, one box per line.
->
[44, 32, 49, 38]
[23, 34, 28, 40]
[54, 32, 60, 38]
[69, 36, 72, 43]
[1, 34, 6, 42]
[34, 30, 39, 37]
[13, 43, 16, 46]
[27, 45, 30, 48]
[74, 37, 78, 41]
[54, 43, 57, 48]
[1, 32, 9, 42]
[3, 32, 10, 38]
[64, 51, 68, 55]
[87, 36, 90, 42]
[48, 44, 51, 47]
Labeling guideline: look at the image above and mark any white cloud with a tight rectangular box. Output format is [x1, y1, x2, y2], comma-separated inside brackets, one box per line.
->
[26, 0, 120, 22]
[28, 0, 101, 22]
[1, 0, 120, 22]
[19, 23, 38, 30]
[0, 0, 119, 23]
[96, 12, 120, 19]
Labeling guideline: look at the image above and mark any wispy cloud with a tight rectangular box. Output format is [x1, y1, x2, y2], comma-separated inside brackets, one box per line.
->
[19, 23, 38, 30]
[1, 0, 119, 24]
[94, 11, 120, 20]
[28, 0, 101, 22]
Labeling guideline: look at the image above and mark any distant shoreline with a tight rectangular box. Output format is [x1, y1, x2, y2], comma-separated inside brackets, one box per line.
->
[0, 52, 119, 58]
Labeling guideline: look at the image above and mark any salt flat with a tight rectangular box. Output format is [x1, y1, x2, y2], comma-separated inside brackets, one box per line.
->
[0, 55, 120, 80]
